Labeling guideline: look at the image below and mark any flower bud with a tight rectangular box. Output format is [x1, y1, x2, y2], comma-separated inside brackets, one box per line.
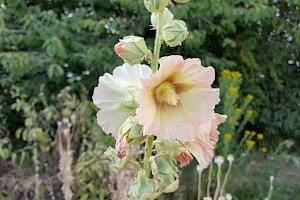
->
[115, 135, 128, 159]
[151, 8, 174, 28]
[225, 193, 232, 200]
[214, 156, 224, 166]
[173, 0, 190, 3]
[227, 154, 234, 163]
[114, 36, 152, 64]
[196, 165, 203, 174]
[144, 0, 170, 12]
[162, 20, 188, 47]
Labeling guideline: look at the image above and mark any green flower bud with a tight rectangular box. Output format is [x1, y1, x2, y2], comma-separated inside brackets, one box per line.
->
[144, 0, 170, 12]
[162, 20, 188, 47]
[114, 36, 152, 64]
[129, 170, 156, 199]
[173, 0, 190, 3]
[151, 8, 174, 28]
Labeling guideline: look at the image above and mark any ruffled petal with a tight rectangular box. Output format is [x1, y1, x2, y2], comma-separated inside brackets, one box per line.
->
[97, 106, 136, 138]
[184, 138, 214, 169]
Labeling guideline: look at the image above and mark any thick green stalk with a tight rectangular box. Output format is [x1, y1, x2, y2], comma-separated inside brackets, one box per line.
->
[151, 11, 163, 73]
[143, 11, 164, 177]
[143, 136, 154, 177]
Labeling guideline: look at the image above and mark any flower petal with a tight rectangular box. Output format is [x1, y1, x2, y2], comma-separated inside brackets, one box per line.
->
[113, 63, 152, 88]
[93, 73, 131, 109]
[97, 107, 136, 138]
[184, 138, 214, 169]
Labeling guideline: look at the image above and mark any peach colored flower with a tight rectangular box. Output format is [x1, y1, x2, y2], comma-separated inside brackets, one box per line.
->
[92, 63, 151, 138]
[184, 114, 227, 168]
[135, 55, 220, 142]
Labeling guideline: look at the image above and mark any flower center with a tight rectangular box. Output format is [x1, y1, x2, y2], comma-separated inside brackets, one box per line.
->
[155, 82, 179, 106]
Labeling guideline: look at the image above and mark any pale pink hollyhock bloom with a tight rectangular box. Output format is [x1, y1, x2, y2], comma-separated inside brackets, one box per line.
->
[184, 114, 227, 168]
[135, 55, 220, 142]
[92, 63, 152, 138]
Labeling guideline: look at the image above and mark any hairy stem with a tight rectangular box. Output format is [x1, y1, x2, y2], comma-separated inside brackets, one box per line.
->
[143, 11, 164, 177]
[143, 136, 154, 177]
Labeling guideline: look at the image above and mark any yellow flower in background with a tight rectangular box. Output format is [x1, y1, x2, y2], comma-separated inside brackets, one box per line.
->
[224, 133, 232, 140]
[235, 108, 242, 113]
[257, 133, 264, 140]
[250, 131, 256, 136]
[247, 110, 254, 116]
[246, 94, 254, 100]
[213, 144, 218, 148]
[246, 140, 255, 148]
[232, 71, 242, 79]
[222, 69, 231, 75]
[245, 130, 250, 135]
[261, 147, 267, 153]
[250, 160, 256, 165]
[228, 86, 238, 94]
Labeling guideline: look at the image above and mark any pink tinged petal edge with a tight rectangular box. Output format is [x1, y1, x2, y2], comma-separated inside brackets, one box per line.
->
[209, 114, 227, 145]
[96, 107, 136, 138]
[184, 138, 214, 169]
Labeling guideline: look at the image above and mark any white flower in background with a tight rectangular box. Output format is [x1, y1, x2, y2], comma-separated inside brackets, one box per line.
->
[214, 156, 224, 166]
[225, 193, 232, 200]
[227, 154, 234, 163]
[92, 63, 152, 138]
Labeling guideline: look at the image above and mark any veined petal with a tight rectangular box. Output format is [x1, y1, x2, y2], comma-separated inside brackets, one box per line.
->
[179, 87, 220, 124]
[93, 73, 131, 109]
[97, 106, 136, 138]
[113, 63, 152, 88]
[184, 138, 214, 169]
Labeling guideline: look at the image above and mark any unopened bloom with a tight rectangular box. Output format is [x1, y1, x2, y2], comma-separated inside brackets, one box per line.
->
[136, 55, 220, 142]
[225, 193, 232, 200]
[116, 135, 128, 159]
[214, 156, 224, 166]
[144, 0, 170, 12]
[162, 20, 188, 47]
[93, 63, 151, 137]
[114, 36, 152, 64]
[227, 154, 234, 163]
[196, 165, 203, 174]
[151, 8, 174, 28]
[184, 114, 227, 168]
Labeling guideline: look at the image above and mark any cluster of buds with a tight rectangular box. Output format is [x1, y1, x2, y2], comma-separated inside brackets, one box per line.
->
[114, 1, 189, 65]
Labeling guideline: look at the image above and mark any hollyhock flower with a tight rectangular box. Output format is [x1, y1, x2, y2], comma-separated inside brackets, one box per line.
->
[92, 63, 152, 138]
[136, 55, 220, 142]
[183, 114, 227, 168]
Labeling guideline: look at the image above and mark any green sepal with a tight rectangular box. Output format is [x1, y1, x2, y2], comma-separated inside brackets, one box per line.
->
[128, 170, 156, 199]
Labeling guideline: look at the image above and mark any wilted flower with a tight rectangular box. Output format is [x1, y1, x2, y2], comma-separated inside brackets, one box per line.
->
[175, 146, 193, 167]
[114, 36, 152, 64]
[162, 20, 188, 47]
[136, 55, 220, 142]
[93, 63, 152, 137]
[184, 114, 227, 168]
